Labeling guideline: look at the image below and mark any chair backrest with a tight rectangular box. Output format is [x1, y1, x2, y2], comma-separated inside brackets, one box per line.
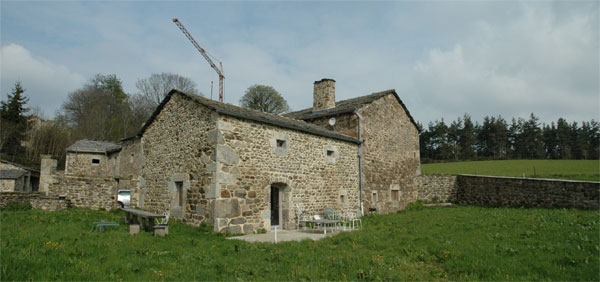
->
[162, 212, 170, 224]
[313, 214, 322, 220]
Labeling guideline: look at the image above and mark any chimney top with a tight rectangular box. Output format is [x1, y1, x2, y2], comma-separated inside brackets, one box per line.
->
[314, 78, 336, 84]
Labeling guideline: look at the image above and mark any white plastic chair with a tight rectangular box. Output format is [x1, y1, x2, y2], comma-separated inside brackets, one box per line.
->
[155, 211, 170, 225]
[346, 211, 362, 230]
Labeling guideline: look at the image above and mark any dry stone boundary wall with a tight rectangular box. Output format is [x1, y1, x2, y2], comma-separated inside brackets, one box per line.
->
[417, 174, 599, 209]
[47, 174, 118, 210]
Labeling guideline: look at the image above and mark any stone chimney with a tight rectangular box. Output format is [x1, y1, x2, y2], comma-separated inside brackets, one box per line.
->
[313, 78, 336, 111]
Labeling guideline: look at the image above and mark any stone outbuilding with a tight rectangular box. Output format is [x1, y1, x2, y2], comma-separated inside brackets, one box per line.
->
[65, 140, 122, 176]
[0, 159, 39, 192]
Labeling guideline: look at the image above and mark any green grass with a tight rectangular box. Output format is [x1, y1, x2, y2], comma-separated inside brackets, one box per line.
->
[422, 159, 600, 181]
[1, 206, 598, 281]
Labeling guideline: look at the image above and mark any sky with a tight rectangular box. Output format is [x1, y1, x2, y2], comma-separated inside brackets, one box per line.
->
[1, 1, 598, 126]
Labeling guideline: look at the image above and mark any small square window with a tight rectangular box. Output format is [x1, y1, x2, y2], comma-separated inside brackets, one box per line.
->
[391, 190, 399, 201]
[91, 158, 100, 165]
[276, 139, 286, 148]
[327, 150, 335, 157]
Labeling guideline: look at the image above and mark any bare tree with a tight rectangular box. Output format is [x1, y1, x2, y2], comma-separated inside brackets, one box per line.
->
[136, 72, 201, 109]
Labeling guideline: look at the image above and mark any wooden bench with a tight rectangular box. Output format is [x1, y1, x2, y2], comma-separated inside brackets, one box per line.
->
[119, 207, 165, 232]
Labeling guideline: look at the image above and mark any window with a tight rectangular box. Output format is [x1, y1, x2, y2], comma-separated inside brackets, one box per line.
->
[391, 190, 399, 201]
[276, 139, 286, 148]
[327, 150, 335, 157]
[372, 191, 378, 203]
[176, 181, 183, 207]
[91, 158, 100, 165]
[340, 194, 345, 203]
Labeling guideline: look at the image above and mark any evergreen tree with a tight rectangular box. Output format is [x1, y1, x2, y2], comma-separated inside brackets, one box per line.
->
[0, 81, 29, 159]
[459, 114, 477, 160]
[556, 118, 571, 159]
[542, 122, 559, 159]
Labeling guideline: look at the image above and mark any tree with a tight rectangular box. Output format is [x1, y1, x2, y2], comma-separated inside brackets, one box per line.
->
[459, 114, 477, 160]
[239, 85, 290, 114]
[136, 72, 200, 109]
[1, 81, 29, 158]
[56, 74, 137, 141]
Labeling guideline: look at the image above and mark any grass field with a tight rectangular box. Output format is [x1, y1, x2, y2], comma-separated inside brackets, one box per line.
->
[1, 205, 598, 281]
[421, 159, 600, 181]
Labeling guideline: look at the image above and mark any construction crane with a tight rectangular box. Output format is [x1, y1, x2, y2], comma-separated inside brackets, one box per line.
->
[173, 18, 225, 102]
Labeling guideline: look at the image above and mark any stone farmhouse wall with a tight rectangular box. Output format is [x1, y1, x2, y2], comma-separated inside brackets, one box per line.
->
[213, 115, 359, 234]
[140, 94, 215, 225]
[358, 94, 420, 213]
[310, 94, 420, 213]
[138, 93, 360, 234]
[456, 175, 599, 209]
[417, 174, 599, 209]
[115, 138, 142, 179]
[416, 175, 458, 202]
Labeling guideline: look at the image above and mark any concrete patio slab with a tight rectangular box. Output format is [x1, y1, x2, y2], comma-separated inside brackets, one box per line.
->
[226, 229, 348, 243]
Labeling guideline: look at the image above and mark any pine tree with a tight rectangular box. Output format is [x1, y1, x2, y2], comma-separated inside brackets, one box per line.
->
[0, 81, 29, 158]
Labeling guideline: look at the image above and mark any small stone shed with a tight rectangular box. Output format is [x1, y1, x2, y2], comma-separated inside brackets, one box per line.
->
[65, 140, 122, 176]
[0, 159, 39, 192]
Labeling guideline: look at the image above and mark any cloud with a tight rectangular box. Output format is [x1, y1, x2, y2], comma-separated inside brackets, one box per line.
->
[1, 44, 85, 117]
[409, 4, 599, 124]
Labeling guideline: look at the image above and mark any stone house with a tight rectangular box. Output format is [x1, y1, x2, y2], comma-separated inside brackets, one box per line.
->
[47, 78, 420, 234]
[286, 79, 420, 213]
[0, 159, 40, 192]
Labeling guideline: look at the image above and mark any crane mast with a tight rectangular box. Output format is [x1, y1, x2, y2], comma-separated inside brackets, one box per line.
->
[173, 18, 224, 102]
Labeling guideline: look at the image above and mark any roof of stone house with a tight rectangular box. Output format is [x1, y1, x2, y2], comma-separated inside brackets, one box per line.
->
[135, 90, 360, 144]
[0, 159, 40, 173]
[66, 139, 122, 154]
[284, 89, 418, 128]
[0, 169, 28, 179]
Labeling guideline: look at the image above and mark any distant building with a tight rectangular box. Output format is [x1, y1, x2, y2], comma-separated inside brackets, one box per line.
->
[0, 159, 39, 192]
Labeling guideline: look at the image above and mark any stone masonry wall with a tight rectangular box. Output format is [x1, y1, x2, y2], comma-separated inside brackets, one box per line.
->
[66, 152, 111, 176]
[211, 114, 359, 234]
[456, 175, 599, 209]
[305, 94, 421, 214]
[47, 173, 117, 210]
[31, 197, 68, 211]
[359, 94, 420, 213]
[116, 138, 142, 179]
[310, 113, 359, 138]
[140, 94, 215, 226]
[416, 175, 457, 202]
[0, 192, 39, 209]
[0, 179, 17, 192]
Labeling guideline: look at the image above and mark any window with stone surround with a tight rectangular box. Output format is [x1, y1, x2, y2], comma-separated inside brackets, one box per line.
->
[176, 181, 183, 207]
[391, 190, 399, 201]
[276, 139, 286, 148]
[371, 191, 378, 203]
[325, 146, 338, 163]
[340, 194, 345, 203]
[91, 158, 100, 165]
